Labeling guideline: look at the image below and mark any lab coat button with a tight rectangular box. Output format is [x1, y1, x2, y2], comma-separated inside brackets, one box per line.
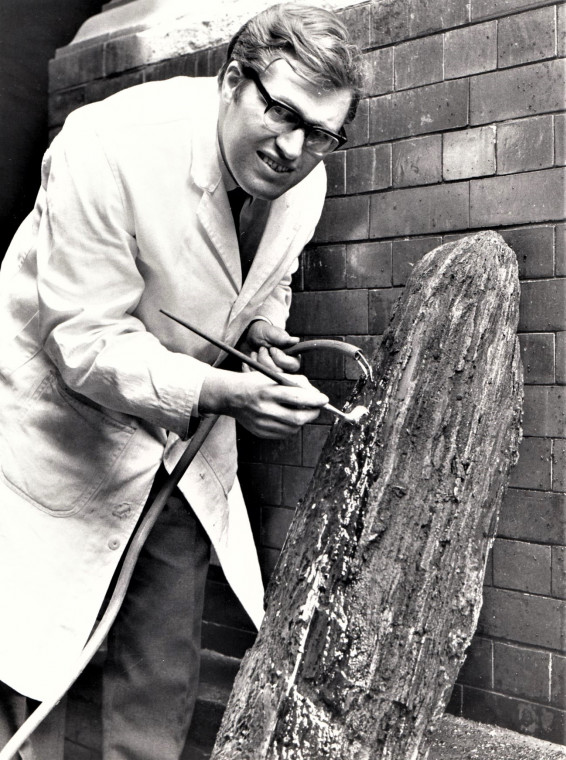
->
[108, 537, 121, 551]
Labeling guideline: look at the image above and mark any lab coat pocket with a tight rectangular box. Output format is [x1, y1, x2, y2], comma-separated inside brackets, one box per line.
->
[1, 370, 136, 515]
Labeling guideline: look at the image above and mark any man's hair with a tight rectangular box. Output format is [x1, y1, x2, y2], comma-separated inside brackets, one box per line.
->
[217, 3, 363, 122]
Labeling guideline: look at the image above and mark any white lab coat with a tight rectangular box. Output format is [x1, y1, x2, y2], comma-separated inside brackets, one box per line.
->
[0, 76, 326, 700]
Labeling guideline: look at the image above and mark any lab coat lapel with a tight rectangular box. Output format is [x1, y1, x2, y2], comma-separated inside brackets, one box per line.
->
[197, 188, 242, 291]
[190, 86, 242, 292]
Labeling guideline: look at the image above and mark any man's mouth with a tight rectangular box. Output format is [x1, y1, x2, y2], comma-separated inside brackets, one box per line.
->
[259, 152, 292, 174]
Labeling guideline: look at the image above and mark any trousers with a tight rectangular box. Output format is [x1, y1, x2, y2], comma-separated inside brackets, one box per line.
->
[0, 470, 211, 760]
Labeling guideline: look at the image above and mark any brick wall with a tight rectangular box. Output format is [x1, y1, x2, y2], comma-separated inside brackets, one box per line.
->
[49, 0, 565, 745]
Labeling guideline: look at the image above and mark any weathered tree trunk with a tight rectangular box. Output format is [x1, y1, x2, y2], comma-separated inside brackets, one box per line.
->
[211, 231, 523, 760]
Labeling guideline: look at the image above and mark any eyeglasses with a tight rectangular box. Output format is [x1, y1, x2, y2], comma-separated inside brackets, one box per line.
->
[242, 66, 347, 157]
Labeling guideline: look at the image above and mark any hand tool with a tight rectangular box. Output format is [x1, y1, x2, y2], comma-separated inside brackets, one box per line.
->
[160, 309, 370, 424]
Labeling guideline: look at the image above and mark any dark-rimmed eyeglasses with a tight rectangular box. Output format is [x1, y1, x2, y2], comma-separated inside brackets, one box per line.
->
[242, 66, 347, 157]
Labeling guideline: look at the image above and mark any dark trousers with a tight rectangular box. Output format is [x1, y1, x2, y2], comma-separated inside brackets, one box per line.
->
[0, 473, 211, 760]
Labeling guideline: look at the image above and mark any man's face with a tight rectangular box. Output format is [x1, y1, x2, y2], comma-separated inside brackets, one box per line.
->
[218, 58, 352, 200]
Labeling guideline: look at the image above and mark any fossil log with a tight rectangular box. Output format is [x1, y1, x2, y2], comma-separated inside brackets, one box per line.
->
[211, 230, 523, 760]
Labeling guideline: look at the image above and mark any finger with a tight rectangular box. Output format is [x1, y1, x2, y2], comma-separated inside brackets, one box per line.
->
[268, 346, 301, 373]
[255, 346, 281, 372]
[268, 382, 329, 409]
[259, 324, 300, 349]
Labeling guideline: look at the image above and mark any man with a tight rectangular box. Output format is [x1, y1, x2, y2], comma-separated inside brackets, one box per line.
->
[0, 3, 362, 758]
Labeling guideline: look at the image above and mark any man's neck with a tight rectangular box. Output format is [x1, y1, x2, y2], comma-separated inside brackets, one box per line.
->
[216, 131, 239, 192]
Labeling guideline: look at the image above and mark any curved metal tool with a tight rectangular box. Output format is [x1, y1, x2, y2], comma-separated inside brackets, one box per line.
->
[161, 310, 371, 424]
[285, 338, 374, 382]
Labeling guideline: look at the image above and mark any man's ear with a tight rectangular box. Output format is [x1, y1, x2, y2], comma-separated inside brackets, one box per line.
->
[220, 61, 245, 104]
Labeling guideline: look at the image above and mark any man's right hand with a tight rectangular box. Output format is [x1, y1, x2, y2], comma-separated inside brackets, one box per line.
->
[198, 368, 328, 439]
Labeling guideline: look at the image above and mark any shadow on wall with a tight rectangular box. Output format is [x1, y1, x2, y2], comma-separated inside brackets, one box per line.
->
[0, 0, 104, 261]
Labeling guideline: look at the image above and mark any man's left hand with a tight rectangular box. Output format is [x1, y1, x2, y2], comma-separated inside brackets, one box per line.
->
[241, 320, 301, 373]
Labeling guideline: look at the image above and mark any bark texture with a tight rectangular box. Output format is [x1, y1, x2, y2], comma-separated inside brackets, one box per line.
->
[211, 231, 523, 760]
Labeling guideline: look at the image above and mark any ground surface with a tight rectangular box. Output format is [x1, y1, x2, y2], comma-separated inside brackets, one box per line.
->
[428, 715, 566, 760]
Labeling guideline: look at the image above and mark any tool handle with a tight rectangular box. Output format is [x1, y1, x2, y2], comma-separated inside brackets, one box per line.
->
[160, 309, 301, 388]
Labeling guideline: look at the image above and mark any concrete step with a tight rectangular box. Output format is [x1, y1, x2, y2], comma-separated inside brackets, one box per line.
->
[64, 650, 566, 760]
[181, 650, 240, 759]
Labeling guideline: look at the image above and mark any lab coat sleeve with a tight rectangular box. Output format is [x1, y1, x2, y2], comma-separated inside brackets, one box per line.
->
[35, 114, 209, 440]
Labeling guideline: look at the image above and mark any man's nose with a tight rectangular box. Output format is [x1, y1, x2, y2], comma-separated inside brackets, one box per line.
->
[275, 128, 306, 159]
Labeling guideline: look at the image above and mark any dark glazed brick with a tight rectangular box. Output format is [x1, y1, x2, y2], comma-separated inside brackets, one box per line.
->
[208, 45, 228, 77]
[324, 151, 346, 196]
[493, 642, 551, 702]
[509, 434, 552, 489]
[557, 223, 566, 276]
[555, 112, 566, 166]
[392, 236, 442, 286]
[394, 35, 443, 91]
[370, 182, 469, 238]
[478, 587, 566, 650]
[347, 98, 369, 148]
[104, 33, 148, 76]
[472, 0, 560, 21]
[237, 428, 301, 466]
[519, 279, 566, 332]
[346, 241, 392, 288]
[339, 3, 371, 49]
[370, 0, 409, 47]
[370, 80, 469, 143]
[443, 126, 495, 180]
[498, 6, 557, 68]
[238, 462, 282, 506]
[560, 2, 566, 57]
[405, 0, 469, 37]
[261, 506, 294, 549]
[48, 87, 86, 128]
[282, 465, 314, 507]
[470, 169, 566, 227]
[84, 71, 144, 104]
[500, 225, 554, 279]
[144, 54, 197, 81]
[370, 0, 468, 46]
[553, 437, 566, 490]
[444, 21, 497, 79]
[369, 287, 404, 333]
[493, 537, 552, 594]
[457, 636, 493, 689]
[49, 46, 105, 92]
[304, 246, 347, 290]
[302, 424, 331, 467]
[552, 546, 566, 599]
[470, 60, 566, 125]
[344, 334, 382, 379]
[302, 343, 345, 380]
[346, 144, 392, 194]
[551, 653, 566, 708]
[258, 546, 280, 580]
[362, 47, 394, 96]
[288, 290, 369, 335]
[497, 116, 554, 174]
[518, 333, 555, 385]
[313, 196, 369, 243]
[461, 686, 566, 745]
[499, 488, 566, 545]
[392, 135, 442, 188]
[523, 385, 566, 438]
[558, 331, 566, 384]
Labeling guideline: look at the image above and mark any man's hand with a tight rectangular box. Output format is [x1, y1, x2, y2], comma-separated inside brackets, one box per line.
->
[240, 320, 301, 374]
[199, 367, 328, 439]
